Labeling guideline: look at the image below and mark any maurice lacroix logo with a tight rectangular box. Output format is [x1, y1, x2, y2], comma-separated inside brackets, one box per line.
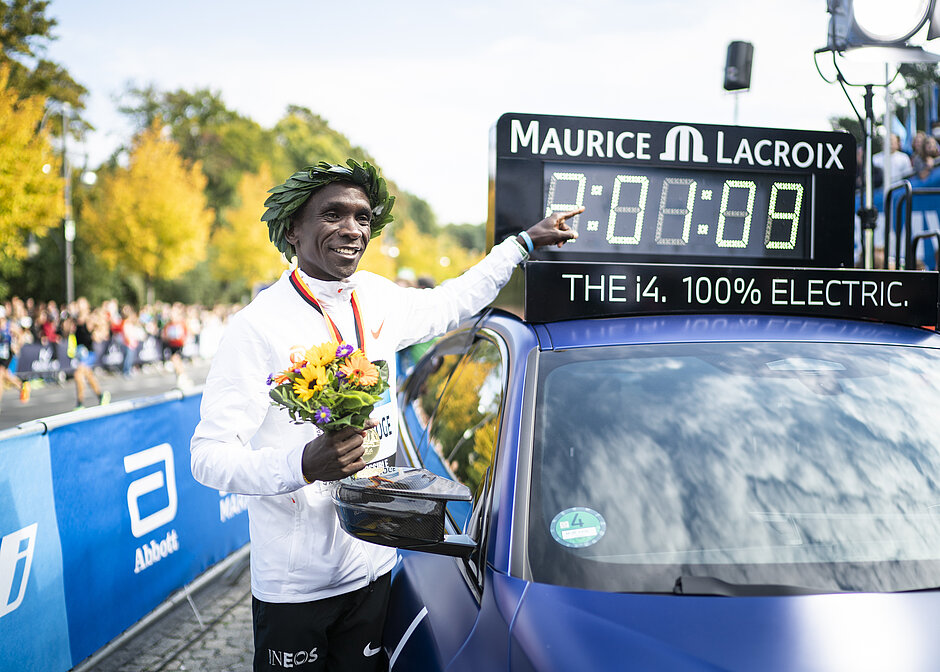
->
[0, 523, 38, 618]
[124, 443, 180, 574]
[509, 118, 845, 171]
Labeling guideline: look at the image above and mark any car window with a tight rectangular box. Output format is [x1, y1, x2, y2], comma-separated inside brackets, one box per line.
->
[528, 341, 940, 594]
[425, 338, 502, 531]
[402, 341, 466, 466]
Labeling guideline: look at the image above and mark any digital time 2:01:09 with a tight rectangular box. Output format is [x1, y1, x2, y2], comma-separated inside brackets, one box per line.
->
[542, 162, 810, 260]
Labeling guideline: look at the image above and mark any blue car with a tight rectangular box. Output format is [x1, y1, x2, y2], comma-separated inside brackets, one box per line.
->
[333, 308, 940, 671]
[331, 112, 940, 670]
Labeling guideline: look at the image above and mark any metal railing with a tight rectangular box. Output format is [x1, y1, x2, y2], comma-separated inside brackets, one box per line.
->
[883, 181, 940, 269]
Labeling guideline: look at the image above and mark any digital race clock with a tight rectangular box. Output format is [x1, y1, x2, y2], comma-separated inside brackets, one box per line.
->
[489, 113, 857, 267]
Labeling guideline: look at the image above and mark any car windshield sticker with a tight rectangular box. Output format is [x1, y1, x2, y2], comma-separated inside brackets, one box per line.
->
[550, 507, 607, 548]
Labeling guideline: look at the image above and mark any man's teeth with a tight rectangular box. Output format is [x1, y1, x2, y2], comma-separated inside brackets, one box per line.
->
[335, 247, 359, 255]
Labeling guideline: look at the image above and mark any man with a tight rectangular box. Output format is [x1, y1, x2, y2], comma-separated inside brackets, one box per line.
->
[0, 307, 29, 411]
[60, 300, 111, 409]
[161, 302, 191, 388]
[190, 160, 578, 671]
[872, 133, 913, 186]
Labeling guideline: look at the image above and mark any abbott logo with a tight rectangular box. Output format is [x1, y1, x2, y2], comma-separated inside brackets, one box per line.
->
[659, 125, 708, 163]
[124, 443, 178, 538]
[0, 523, 38, 618]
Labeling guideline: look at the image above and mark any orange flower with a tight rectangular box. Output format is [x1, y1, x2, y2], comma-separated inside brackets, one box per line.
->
[339, 353, 379, 387]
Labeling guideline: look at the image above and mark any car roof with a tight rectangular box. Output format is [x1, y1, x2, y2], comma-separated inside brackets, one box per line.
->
[494, 312, 940, 351]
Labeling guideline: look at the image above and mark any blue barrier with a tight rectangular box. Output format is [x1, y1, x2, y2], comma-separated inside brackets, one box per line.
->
[0, 389, 249, 671]
[859, 170, 940, 268]
[0, 430, 71, 671]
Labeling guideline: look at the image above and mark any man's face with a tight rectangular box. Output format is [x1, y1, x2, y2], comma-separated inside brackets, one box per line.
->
[286, 182, 372, 281]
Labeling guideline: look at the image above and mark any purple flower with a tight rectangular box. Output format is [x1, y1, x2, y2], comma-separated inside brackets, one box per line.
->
[336, 343, 354, 358]
[266, 374, 273, 385]
[314, 406, 332, 425]
[336, 368, 347, 379]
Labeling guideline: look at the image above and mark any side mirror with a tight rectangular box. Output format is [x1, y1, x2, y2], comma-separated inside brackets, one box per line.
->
[331, 468, 476, 559]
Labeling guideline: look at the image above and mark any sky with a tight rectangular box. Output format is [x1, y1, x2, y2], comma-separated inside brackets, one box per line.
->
[42, 0, 907, 225]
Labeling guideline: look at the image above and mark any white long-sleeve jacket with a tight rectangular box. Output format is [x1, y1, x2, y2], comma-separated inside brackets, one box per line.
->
[190, 239, 523, 603]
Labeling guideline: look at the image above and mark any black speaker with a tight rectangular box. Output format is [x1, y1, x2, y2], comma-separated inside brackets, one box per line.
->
[724, 41, 753, 91]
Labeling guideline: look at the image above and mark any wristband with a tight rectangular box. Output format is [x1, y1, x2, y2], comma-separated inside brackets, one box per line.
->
[518, 230, 535, 253]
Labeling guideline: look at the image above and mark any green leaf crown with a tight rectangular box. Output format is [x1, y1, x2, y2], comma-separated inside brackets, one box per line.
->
[262, 159, 396, 259]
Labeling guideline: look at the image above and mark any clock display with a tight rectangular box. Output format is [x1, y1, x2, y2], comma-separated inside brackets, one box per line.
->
[490, 113, 856, 267]
[543, 163, 809, 260]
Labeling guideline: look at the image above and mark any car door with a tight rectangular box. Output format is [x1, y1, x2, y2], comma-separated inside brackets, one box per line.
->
[387, 332, 506, 670]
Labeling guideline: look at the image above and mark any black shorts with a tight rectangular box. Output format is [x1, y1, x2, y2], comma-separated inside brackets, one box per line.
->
[252, 572, 391, 672]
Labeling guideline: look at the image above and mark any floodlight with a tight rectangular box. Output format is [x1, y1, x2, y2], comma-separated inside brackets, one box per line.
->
[827, 0, 940, 50]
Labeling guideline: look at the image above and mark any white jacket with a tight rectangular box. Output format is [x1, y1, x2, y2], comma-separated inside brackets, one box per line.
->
[191, 239, 523, 603]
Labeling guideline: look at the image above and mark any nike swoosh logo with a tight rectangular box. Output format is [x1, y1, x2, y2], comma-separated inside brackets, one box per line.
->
[363, 642, 382, 657]
[371, 319, 385, 340]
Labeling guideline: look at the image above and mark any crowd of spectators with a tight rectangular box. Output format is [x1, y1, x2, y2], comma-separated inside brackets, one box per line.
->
[0, 296, 241, 412]
[865, 129, 940, 189]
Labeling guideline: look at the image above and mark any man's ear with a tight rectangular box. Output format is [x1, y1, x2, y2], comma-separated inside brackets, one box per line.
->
[285, 222, 297, 245]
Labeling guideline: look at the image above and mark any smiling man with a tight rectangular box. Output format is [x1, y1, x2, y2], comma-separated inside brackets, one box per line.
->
[287, 181, 374, 282]
[190, 160, 578, 672]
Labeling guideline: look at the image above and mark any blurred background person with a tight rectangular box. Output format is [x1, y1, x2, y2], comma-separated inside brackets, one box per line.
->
[0, 307, 29, 411]
[161, 302, 191, 388]
[913, 135, 940, 180]
[61, 299, 111, 409]
[872, 133, 914, 184]
[116, 305, 144, 378]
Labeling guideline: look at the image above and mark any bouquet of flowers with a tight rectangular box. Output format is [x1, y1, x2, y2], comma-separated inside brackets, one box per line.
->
[267, 341, 389, 431]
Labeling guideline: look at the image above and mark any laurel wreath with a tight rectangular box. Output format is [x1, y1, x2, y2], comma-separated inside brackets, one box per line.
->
[262, 159, 396, 259]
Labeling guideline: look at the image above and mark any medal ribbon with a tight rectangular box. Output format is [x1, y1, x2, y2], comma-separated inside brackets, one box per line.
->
[289, 268, 367, 357]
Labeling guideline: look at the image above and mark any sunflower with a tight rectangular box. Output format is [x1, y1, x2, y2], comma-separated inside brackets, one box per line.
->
[306, 341, 338, 366]
[292, 364, 327, 401]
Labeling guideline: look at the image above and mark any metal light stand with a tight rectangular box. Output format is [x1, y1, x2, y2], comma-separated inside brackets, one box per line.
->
[61, 103, 75, 305]
[858, 85, 879, 268]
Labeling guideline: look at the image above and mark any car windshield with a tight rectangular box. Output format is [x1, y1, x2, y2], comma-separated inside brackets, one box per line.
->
[529, 341, 940, 594]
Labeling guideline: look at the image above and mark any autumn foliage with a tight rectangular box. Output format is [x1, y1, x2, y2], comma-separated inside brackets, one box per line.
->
[0, 65, 62, 277]
[81, 120, 213, 293]
[211, 164, 288, 289]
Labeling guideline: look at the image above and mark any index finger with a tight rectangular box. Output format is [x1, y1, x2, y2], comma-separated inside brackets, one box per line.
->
[556, 207, 585, 221]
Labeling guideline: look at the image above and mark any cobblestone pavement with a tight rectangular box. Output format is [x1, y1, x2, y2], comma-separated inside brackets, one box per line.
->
[92, 555, 254, 672]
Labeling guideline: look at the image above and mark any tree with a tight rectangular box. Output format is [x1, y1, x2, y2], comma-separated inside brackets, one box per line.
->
[445, 222, 485, 253]
[211, 164, 288, 294]
[830, 63, 940, 151]
[0, 1, 87, 120]
[898, 63, 940, 131]
[271, 105, 371, 177]
[271, 106, 440, 235]
[118, 86, 272, 217]
[81, 121, 213, 304]
[0, 64, 61, 295]
[389, 219, 483, 284]
[830, 114, 882, 154]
